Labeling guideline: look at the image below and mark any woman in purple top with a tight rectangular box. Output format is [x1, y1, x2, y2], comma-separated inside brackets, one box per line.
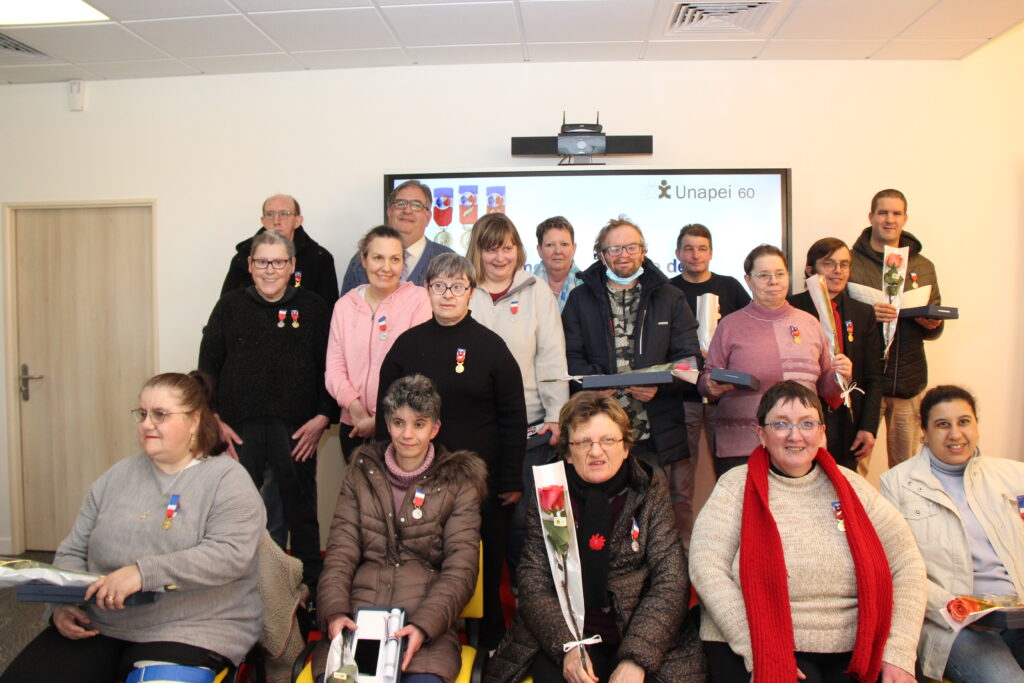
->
[697, 245, 850, 477]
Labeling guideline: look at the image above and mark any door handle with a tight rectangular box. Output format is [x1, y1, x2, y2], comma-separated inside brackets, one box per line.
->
[19, 363, 44, 401]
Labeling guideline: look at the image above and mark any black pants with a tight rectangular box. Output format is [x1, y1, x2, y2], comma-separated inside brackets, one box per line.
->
[531, 642, 620, 682]
[237, 416, 322, 587]
[0, 626, 229, 683]
[481, 493, 513, 650]
[825, 405, 858, 471]
[713, 455, 749, 478]
[705, 641, 856, 682]
[338, 428, 371, 464]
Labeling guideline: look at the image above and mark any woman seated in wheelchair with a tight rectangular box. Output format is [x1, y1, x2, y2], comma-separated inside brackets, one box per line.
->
[316, 374, 486, 683]
[1, 372, 265, 683]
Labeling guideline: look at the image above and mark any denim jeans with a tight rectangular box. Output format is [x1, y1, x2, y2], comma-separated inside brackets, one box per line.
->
[945, 627, 1024, 683]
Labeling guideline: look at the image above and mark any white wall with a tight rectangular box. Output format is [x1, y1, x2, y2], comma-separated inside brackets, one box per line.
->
[2, 26, 1022, 552]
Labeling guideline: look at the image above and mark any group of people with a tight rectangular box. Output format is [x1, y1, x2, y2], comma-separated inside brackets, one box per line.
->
[5, 182, 1023, 683]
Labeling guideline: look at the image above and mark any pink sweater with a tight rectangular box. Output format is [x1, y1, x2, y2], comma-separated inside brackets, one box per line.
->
[325, 282, 431, 426]
[697, 302, 842, 459]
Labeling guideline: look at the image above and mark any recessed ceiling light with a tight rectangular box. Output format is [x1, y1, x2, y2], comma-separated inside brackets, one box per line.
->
[0, 0, 109, 26]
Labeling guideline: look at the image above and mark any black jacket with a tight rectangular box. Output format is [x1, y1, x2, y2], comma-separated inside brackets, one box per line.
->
[789, 289, 883, 458]
[562, 260, 700, 464]
[848, 227, 942, 398]
[220, 226, 339, 306]
[485, 458, 706, 682]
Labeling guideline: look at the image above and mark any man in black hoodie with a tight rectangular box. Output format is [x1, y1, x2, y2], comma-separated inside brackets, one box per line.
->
[848, 189, 943, 468]
[562, 218, 700, 541]
[220, 194, 338, 305]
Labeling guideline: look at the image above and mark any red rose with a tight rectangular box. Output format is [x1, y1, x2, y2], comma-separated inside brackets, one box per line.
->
[588, 534, 606, 551]
[538, 485, 565, 513]
[885, 253, 903, 268]
[947, 597, 981, 622]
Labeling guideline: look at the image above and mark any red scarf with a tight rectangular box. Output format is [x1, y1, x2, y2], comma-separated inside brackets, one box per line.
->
[739, 446, 893, 683]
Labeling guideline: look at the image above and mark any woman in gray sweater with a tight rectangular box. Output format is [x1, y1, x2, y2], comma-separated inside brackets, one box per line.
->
[1, 372, 265, 683]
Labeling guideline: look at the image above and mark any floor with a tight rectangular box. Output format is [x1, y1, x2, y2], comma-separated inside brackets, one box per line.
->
[0, 551, 54, 676]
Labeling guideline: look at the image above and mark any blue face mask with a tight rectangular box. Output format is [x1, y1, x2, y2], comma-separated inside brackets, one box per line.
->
[605, 266, 644, 286]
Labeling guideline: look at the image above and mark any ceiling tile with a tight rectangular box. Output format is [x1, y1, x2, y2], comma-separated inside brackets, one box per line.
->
[86, 0, 236, 21]
[900, 0, 1024, 40]
[185, 52, 303, 73]
[406, 43, 522, 64]
[383, 2, 519, 47]
[291, 47, 409, 68]
[377, 0, 508, 5]
[2, 23, 168, 62]
[0, 63, 92, 84]
[528, 41, 642, 61]
[250, 9, 396, 51]
[78, 59, 199, 79]
[126, 15, 282, 58]
[520, 0, 654, 43]
[872, 39, 987, 59]
[760, 39, 885, 60]
[237, 0, 371, 10]
[775, 0, 935, 40]
[644, 39, 761, 59]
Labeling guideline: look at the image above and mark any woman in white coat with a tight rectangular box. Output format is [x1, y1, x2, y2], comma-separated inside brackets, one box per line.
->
[881, 385, 1024, 683]
[466, 212, 568, 585]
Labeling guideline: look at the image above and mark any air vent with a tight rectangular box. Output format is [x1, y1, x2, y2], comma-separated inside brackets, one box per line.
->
[0, 32, 51, 64]
[666, 2, 780, 35]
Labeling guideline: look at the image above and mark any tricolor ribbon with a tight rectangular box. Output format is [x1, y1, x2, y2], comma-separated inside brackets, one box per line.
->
[378, 316, 387, 334]
[166, 494, 181, 521]
[456, 348, 466, 364]
[413, 489, 425, 509]
[630, 518, 639, 542]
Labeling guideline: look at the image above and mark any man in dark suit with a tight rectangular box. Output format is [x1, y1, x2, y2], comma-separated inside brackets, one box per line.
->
[789, 237, 882, 470]
[340, 179, 454, 295]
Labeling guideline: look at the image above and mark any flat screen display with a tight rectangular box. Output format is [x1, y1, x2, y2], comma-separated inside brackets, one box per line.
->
[383, 168, 791, 287]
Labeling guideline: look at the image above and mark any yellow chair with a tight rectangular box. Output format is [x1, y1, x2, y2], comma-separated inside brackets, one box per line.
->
[295, 543, 485, 683]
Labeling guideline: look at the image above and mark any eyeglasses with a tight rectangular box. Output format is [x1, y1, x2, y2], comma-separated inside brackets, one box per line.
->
[130, 408, 192, 424]
[428, 281, 469, 297]
[818, 259, 851, 272]
[251, 258, 291, 270]
[751, 271, 788, 282]
[601, 243, 644, 257]
[390, 199, 429, 212]
[568, 436, 624, 452]
[764, 420, 823, 434]
[262, 210, 296, 219]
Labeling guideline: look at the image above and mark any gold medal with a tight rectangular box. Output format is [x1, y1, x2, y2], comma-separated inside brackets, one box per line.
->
[292, 321, 300, 328]
[455, 363, 464, 373]
[455, 348, 467, 374]
[162, 518, 172, 530]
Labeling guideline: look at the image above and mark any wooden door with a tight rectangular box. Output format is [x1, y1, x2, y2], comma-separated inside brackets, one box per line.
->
[13, 205, 154, 550]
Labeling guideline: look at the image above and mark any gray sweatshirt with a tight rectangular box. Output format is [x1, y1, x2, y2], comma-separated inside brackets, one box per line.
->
[54, 453, 265, 664]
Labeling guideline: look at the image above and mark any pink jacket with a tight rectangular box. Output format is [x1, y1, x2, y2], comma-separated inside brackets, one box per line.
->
[325, 282, 431, 426]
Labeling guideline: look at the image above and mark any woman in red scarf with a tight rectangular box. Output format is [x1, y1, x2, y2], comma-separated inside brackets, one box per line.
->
[689, 381, 926, 683]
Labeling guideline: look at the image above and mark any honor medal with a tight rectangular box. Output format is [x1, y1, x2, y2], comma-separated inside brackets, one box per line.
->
[630, 518, 640, 552]
[294, 271, 303, 288]
[277, 309, 287, 328]
[412, 489, 425, 519]
[790, 325, 802, 344]
[164, 494, 180, 531]
[845, 320, 854, 343]
[378, 315, 388, 341]
[831, 501, 845, 532]
[455, 348, 466, 374]
[291, 309, 300, 329]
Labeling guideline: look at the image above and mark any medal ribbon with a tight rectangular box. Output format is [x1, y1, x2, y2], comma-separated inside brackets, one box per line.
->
[294, 271, 303, 287]
[1017, 495, 1024, 521]
[291, 309, 299, 324]
[630, 518, 639, 542]
[166, 494, 181, 522]
[278, 309, 287, 323]
[413, 489, 425, 510]
[456, 348, 466, 364]
[378, 315, 387, 334]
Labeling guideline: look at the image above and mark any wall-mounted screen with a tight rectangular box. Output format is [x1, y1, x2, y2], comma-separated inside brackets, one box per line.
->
[383, 169, 790, 287]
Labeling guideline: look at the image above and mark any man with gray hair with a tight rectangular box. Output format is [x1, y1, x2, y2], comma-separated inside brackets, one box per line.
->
[340, 180, 454, 295]
[562, 218, 700, 546]
[221, 193, 338, 305]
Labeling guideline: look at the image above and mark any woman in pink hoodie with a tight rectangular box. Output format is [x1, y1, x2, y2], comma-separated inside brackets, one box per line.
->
[326, 226, 431, 460]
